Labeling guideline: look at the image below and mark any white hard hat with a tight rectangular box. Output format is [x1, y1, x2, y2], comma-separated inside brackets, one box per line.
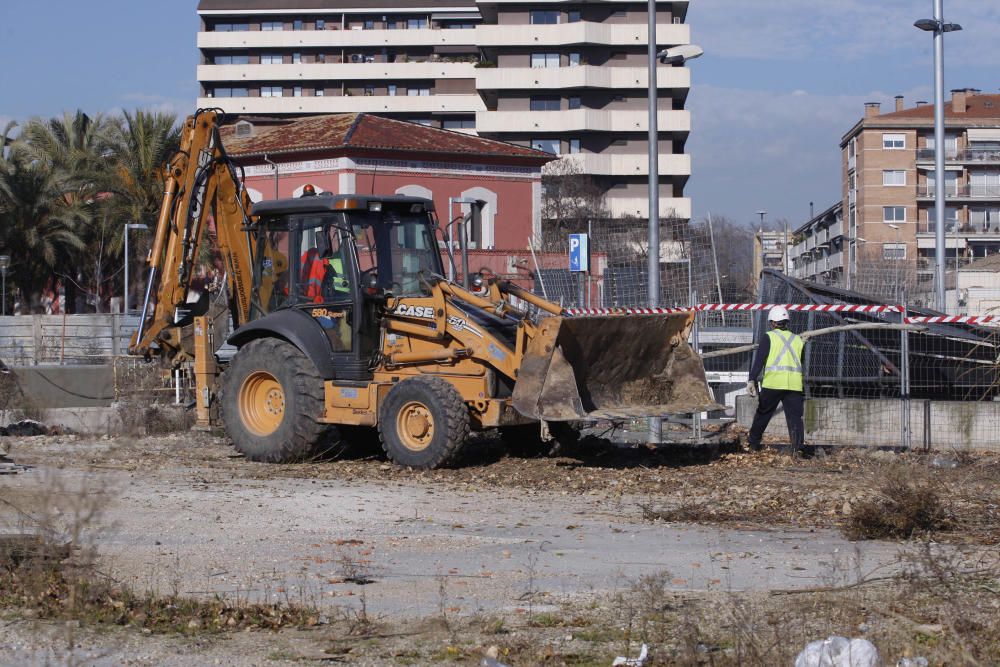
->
[768, 305, 790, 323]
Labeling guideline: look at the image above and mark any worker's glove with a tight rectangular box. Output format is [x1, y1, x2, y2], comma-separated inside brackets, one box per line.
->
[746, 381, 758, 398]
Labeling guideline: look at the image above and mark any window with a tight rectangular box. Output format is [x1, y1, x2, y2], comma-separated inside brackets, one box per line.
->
[443, 118, 476, 129]
[364, 19, 375, 29]
[970, 207, 1000, 232]
[883, 170, 906, 186]
[261, 54, 283, 64]
[568, 96, 581, 110]
[261, 21, 284, 31]
[569, 138, 581, 154]
[315, 89, 324, 96]
[568, 52, 581, 66]
[529, 96, 560, 111]
[261, 86, 283, 97]
[350, 53, 364, 63]
[214, 54, 249, 65]
[316, 19, 326, 30]
[293, 19, 303, 30]
[883, 206, 906, 222]
[317, 53, 326, 63]
[883, 133, 906, 150]
[568, 10, 581, 22]
[848, 138, 856, 159]
[531, 138, 560, 154]
[407, 18, 428, 29]
[293, 52, 302, 64]
[387, 84, 397, 96]
[925, 134, 959, 153]
[928, 170, 960, 195]
[530, 10, 560, 24]
[443, 21, 475, 29]
[530, 53, 560, 68]
[364, 85, 375, 96]
[883, 244, 906, 260]
[213, 87, 248, 98]
[407, 86, 430, 96]
[215, 23, 249, 32]
[293, 86, 302, 97]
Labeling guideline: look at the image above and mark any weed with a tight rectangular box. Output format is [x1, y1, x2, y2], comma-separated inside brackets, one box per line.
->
[844, 465, 952, 540]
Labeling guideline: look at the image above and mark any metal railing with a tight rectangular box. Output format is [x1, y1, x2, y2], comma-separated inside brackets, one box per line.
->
[916, 148, 1000, 163]
[916, 184, 1000, 199]
[918, 221, 1000, 235]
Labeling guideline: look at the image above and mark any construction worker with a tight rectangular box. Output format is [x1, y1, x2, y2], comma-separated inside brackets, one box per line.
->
[746, 305, 808, 455]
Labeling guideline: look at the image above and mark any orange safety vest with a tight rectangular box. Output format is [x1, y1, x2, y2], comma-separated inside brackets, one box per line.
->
[300, 249, 327, 303]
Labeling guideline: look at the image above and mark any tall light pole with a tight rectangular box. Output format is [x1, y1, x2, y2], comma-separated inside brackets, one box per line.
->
[915, 3, 962, 311]
[647, 28, 702, 444]
[124, 223, 149, 314]
[888, 223, 902, 300]
[0, 255, 9, 316]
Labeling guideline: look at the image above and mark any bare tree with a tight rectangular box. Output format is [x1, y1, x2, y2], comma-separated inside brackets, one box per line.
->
[540, 157, 609, 234]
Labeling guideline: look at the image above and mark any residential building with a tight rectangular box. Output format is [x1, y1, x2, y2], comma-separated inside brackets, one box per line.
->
[221, 113, 554, 249]
[195, 0, 694, 221]
[789, 203, 845, 286]
[840, 90, 1000, 300]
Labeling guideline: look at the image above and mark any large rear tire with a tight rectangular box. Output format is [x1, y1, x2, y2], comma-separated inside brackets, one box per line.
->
[378, 376, 470, 469]
[221, 337, 328, 463]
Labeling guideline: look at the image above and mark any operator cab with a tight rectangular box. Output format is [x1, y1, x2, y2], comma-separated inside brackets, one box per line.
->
[245, 194, 442, 380]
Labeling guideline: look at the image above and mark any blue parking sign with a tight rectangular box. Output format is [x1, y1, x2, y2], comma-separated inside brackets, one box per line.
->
[568, 233, 589, 272]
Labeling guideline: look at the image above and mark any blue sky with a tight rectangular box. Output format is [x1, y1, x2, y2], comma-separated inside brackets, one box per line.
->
[1, 0, 997, 227]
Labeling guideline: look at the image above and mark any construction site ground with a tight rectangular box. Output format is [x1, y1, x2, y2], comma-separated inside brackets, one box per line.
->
[2, 431, 999, 665]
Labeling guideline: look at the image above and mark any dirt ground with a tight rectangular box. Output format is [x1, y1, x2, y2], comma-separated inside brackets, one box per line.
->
[2, 431, 999, 665]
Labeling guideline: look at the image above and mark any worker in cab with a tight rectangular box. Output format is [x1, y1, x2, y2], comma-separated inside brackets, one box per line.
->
[746, 306, 809, 456]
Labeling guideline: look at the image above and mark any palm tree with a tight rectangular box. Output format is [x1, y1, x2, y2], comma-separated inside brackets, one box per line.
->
[105, 110, 180, 229]
[0, 140, 89, 311]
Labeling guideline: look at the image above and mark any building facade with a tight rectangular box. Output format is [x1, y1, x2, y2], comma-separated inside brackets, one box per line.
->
[195, 0, 694, 220]
[789, 203, 844, 286]
[840, 90, 1000, 299]
[222, 113, 554, 250]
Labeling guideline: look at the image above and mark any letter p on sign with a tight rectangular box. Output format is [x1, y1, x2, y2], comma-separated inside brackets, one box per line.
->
[568, 233, 589, 273]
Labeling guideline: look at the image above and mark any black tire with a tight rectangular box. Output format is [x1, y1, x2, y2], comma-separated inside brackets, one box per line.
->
[220, 337, 329, 463]
[378, 376, 470, 469]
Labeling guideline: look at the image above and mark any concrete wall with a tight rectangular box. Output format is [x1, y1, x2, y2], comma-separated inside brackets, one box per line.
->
[736, 395, 1000, 453]
[8, 365, 114, 409]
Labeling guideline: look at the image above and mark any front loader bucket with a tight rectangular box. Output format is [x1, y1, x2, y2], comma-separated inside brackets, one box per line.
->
[512, 312, 721, 421]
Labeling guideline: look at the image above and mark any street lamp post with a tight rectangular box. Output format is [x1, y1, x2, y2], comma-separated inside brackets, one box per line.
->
[124, 223, 149, 315]
[0, 255, 9, 316]
[646, 29, 702, 444]
[915, 2, 962, 311]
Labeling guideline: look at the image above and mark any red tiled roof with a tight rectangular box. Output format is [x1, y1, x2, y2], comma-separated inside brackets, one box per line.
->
[222, 113, 554, 164]
[879, 93, 1000, 121]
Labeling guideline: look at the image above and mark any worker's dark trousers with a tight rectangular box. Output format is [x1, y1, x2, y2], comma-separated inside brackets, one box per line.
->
[748, 388, 805, 451]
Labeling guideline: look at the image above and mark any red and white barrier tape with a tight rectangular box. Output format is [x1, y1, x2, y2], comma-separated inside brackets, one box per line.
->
[564, 303, 902, 316]
[905, 315, 1000, 326]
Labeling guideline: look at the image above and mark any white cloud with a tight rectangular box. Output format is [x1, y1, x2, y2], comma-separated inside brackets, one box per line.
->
[119, 92, 193, 116]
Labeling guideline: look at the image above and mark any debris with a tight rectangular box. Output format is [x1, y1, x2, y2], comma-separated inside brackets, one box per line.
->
[795, 636, 879, 667]
[930, 455, 959, 469]
[896, 658, 929, 667]
[612, 643, 648, 666]
[480, 658, 510, 667]
[3, 420, 47, 437]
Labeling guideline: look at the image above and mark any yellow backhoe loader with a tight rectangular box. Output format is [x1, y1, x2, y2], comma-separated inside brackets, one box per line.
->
[130, 110, 717, 468]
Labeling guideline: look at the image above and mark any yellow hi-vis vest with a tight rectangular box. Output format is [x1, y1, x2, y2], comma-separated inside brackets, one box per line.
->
[761, 329, 804, 392]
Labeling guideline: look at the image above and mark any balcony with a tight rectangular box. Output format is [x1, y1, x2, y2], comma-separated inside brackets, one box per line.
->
[551, 153, 690, 177]
[475, 109, 690, 134]
[917, 221, 1000, 236]
[916, 184, 1000, 200]
[475, 64, 689, 90]
[916, 148, 1000, 164]
[196, 94, 485, 115]
[475, 22, 689, 47]
[198, 62, 475, 82]
[198, 27, 477, 50]
[606, 196, 691, 220]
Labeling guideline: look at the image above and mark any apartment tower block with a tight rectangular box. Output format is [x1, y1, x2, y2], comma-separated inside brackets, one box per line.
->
[196, 0, 693, 221]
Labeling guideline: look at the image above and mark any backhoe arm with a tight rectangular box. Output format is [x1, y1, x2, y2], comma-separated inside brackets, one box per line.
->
[130, 110, 255, 358]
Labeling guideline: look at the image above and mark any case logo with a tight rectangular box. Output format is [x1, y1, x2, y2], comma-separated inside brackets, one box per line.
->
[393, 304, 435, 319]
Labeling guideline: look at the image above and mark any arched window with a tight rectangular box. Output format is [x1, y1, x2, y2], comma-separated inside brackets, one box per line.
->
[459, 187, 497, 249]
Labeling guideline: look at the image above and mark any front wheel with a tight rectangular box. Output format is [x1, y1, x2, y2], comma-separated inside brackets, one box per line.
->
[221, 337, 328, 462]
[378, 376, 470, 469]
